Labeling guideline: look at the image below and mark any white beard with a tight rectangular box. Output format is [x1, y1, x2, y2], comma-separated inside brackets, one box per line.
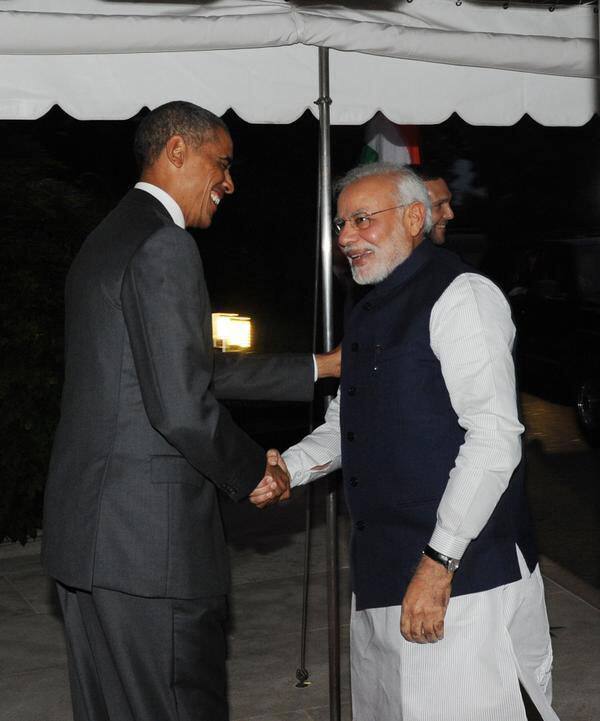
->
[348, 247, 404, 285]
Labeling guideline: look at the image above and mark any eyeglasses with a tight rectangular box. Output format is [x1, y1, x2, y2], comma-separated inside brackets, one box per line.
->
[333, 204, 408, 236]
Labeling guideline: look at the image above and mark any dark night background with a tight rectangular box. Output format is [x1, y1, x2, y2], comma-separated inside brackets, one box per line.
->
[2, 107, 600, 543]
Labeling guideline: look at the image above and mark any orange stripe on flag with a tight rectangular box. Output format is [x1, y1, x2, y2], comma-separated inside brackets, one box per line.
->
[397, 125, 421, 165]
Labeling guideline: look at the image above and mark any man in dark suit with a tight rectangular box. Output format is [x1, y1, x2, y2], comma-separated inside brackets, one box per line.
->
[43, 101, 338, 721]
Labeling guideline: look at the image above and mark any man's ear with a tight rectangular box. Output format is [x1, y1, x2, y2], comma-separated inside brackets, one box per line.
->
[406, 202, 426, 238]
[165, 135, 186, 169]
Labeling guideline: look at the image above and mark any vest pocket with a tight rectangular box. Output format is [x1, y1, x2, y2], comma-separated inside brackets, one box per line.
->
[393, 495, 439, 510]
[372, 346, 411, 367]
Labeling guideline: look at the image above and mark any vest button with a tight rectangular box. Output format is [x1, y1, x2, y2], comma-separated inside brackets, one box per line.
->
[348, 386, 356, 396]
[363, 301, 373, 311]
[349, 477, 358, 487]
[351, 342, 359, 352]
[346, 431, 355, 441]
[356, 520, 365, 531]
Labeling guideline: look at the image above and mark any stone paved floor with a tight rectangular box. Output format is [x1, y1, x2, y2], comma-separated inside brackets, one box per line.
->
[1, 491, 599, 721]
[2, 393, 600, 721]
[0, 486, 355, 721]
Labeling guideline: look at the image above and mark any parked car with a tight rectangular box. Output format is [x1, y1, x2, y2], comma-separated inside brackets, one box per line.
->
[507, 238, 600, 446]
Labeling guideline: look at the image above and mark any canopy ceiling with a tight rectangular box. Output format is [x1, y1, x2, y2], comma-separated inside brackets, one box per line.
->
[1, 0, 597, 125]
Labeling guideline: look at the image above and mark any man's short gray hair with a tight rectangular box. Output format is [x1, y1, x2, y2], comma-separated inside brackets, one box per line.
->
[335, 162, 432, 233]
[134, 101, 228, 171]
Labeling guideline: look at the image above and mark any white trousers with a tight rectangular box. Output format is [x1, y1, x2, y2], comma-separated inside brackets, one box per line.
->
[350, 549, 559, 721]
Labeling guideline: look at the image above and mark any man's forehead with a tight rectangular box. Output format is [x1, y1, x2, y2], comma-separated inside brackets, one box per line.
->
[338, 175, 396, 211]
[217, 128, 234, 153]
[198, 127, 233, 155]
[426, 178, 451, 201]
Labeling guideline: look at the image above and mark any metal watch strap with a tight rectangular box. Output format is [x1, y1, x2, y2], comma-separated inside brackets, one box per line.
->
[423, 545, 460, 573]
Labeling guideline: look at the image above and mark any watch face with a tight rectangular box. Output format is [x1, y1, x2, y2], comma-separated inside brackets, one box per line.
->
[448, 559, 460, 573]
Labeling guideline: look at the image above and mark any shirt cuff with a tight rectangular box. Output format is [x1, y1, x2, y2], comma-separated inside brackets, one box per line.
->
[428, 526, 471, 561]
[312, 354, 318, 382]
[283, 449, 336, 488]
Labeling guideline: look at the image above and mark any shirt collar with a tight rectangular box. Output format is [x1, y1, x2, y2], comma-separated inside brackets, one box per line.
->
[134, 182, 185, 229]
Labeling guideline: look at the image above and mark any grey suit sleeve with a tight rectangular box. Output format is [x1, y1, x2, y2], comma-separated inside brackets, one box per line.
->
[121, 227, 265, 501]
[213, 352, 314, 401]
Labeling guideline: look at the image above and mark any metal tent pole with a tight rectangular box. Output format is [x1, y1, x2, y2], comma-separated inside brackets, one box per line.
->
[315, 46, 341, 721]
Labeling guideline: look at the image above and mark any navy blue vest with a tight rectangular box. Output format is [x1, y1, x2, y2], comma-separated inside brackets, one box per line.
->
[341, 241, 537, 611]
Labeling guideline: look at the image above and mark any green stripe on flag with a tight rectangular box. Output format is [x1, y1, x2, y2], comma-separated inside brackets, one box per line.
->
[359, 145, 379, 165]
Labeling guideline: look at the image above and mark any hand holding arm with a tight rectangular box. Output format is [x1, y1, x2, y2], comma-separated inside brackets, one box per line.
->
[400, 555, 453, 644]
[315, 344, 341, 379]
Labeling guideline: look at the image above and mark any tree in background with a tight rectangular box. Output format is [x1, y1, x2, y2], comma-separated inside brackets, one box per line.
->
[0, 122, 113, 542]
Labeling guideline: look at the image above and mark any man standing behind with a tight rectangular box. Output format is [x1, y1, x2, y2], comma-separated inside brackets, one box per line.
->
[272, 163, 558, 720]
[43, 101, 338, 721]
[409, 163, 455, 245]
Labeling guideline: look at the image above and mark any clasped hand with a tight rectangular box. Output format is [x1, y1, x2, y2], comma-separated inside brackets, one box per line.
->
[249, 449, 290, 509]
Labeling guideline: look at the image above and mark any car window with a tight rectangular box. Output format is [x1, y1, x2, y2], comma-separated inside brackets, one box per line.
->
[529, 246, 572, 299]
[575, 244, 600, 303]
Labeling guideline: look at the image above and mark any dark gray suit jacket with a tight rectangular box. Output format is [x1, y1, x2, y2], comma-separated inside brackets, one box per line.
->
[42, 189, 313, 599]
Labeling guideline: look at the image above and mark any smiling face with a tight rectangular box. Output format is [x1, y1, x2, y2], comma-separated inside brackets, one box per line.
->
[336, 175, 424, 285]
[425, 178, 454, 246]
[169, 126, 235, 229]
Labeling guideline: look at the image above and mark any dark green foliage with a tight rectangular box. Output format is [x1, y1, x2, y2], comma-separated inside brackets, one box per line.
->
[0, 123, 113, 543]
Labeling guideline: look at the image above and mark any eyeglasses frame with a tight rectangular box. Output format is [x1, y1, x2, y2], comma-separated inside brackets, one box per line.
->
[333, 203, 409, 236]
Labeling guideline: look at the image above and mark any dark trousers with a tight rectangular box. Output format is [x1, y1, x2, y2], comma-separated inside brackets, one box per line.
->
[56, 582, 228, 721]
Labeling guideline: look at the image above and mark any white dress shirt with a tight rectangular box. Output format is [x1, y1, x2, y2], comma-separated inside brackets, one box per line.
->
[283, 272, 525, 561]
[134, 182, 185, 229]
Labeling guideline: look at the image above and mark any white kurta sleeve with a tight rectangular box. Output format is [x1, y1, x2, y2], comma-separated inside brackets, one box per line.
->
[428, 273, 525, 560]
[283, 391, 342, 487]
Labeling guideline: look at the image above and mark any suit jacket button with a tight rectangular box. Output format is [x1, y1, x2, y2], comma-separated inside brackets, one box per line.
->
[346, 431, 355, 441]
[363, 301, 373, 311]
[348, 386, 356, 396]
[351, 342, 359, 352]
[350, 477, 358, 487]
[356, 520, 365, 531]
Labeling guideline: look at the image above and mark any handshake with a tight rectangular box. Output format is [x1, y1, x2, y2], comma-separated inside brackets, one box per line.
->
[249, 449, 291, 509]
[246, 344, 341, 509]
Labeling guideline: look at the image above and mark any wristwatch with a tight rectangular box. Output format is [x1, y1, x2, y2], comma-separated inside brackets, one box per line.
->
[423, 545, 460, 573]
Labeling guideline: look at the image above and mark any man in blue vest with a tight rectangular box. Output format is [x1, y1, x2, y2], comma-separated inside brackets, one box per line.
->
[266, 164, 559, 720]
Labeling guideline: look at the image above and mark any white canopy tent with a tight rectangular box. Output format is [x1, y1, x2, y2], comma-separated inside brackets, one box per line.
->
[3, 3, 597, 718]
[0, 0, 597, 125]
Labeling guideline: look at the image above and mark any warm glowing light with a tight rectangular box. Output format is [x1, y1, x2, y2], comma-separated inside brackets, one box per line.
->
[211, 313, 252, 351]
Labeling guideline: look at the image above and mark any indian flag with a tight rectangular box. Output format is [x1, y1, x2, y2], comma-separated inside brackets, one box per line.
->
[360, 113, 421, 166]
